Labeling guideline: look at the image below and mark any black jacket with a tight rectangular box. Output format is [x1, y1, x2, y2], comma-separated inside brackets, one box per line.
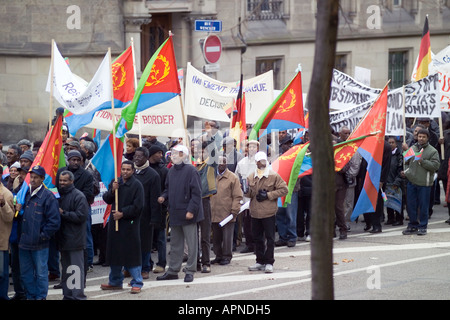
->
[56, 184, 89, 251]
[103, 175, 144, 267]
[134, 166, 161, 252]
[56, 166, 94, 203]
[161, 162, 204, 226]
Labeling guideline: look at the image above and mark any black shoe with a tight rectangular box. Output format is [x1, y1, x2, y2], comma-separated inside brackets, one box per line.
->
[384, 220, 395, 225]
[211, 258, 222, 265]
[392, 221, 403, 226]
[339, 232, 347, 240]
[369, 228, 382, 234]
[402, 227, 418, 235]
[156, 272, 179, 281]
[10, 293, 26, 300]
[53, 283, 62, 289]
[184, 274, 194, 283]
[93, 260, 105, 266]
[275, 240, 287, 247]
[219, 259, 230, 265]
[364, 225, 372, 231]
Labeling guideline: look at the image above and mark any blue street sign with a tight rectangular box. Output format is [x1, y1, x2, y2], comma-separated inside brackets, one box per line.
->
[195, 20, 222, 32]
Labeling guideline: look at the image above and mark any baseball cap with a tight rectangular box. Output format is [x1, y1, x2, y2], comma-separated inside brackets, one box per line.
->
[30, 165, 46, 177]
[254, 151, 268, 162]
[172, 144, 189, 155]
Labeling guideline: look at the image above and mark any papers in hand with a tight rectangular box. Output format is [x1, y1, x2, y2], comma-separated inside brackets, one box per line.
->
[219, 201, 249, 227]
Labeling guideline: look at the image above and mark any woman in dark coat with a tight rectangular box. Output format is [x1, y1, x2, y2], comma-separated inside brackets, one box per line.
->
[100, 161, 145, 294]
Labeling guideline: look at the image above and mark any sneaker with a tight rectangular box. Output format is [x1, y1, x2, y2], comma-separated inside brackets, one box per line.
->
[248, 263, 265, 271]
[201, 265, 211, 273]
[417, 228, 427, 235]
[402, 227, 418, 235]
[153, 265, 165, 273]
[264, 264, 273, 273]
[305, 235, 311, 242]
[87, 265, 94, 273]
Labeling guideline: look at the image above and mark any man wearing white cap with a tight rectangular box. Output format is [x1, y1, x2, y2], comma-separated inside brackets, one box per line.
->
[157, 144, 204, 282]
[235, 140, 259, 253]
[245, 151, 288, 273]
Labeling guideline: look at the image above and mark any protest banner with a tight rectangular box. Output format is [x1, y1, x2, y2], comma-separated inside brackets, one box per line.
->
[84, 95, 186, 138]
[184, 62, 274, 124]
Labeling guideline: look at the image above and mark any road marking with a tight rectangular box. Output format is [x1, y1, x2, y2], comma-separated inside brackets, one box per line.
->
[199, 251, 450, 300]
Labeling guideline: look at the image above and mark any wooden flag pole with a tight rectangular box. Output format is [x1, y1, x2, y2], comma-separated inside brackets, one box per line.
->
[130, 37, 143, 146]
[169, 30, 189, 146]
[49, 39, 55, 131]
[108, 48, 119, 231]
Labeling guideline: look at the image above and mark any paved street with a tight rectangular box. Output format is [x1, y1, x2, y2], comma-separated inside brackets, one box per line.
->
[9, 198, 450, 304]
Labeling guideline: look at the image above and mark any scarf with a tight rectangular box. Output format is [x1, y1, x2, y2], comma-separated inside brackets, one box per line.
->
[135, 160, 149, 174]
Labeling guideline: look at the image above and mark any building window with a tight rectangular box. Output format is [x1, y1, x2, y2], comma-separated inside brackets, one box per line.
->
[256, 57, 282, 89]
[388, 51, 408, 89]
[247, 0, 284, 20]
[335, 54, 348, 74]
[141, 14, 172, 72]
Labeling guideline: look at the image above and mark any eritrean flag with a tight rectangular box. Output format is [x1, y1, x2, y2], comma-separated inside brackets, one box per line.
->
[415, 16, 431, 81]
[249, 71, 305, 140]
[271, 143, 311, 206]
[350, 85, 389, 221]
[15, 115, 66, 215]
[115, 36, 181, 138]
[403, 147, 416, 161]
[230, 74, 247, 152]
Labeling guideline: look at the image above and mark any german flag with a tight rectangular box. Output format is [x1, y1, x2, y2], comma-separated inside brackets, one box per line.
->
[415, 16, 431, 81]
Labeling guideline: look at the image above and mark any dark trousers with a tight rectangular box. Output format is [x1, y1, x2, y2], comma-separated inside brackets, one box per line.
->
[242, 210, 254, 249]
[251, 215, 276, 265]
[212, 222, 235, 261]
[198, 197, 211, 266]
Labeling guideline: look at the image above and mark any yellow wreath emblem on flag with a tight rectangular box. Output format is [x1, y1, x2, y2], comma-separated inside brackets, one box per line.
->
[146, 54, 170, 87]
[275, 89, 296, 114]
[112, 63, 126, 91]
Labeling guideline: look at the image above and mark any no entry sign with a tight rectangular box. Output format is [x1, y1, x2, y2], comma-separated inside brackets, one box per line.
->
[203, 35, 222, 64]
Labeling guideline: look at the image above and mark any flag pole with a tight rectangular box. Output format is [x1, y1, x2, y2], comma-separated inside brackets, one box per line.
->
[130, 37, 142, 146]
[169, 30, 189, 147]
[108, 47, 119, 232]
[49, 39, 55, 131]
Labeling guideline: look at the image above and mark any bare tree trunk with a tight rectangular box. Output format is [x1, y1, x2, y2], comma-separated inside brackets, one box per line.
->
[308, 0, 340, 300]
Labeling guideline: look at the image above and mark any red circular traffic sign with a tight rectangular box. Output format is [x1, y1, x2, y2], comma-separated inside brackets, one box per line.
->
[203, 35, 222, 64]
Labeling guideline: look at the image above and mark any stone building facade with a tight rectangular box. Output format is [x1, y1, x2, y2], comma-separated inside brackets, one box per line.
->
[1, 0, 449, 144]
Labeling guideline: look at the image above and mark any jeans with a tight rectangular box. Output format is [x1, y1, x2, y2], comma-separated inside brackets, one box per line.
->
[276, 191, 298, 242]
[86, 209, 94, 266]
[0, 251, 9, 300]
[406, 182, 432, 229]
[109, 265, 143, 288]
[19, 247, 49, 300]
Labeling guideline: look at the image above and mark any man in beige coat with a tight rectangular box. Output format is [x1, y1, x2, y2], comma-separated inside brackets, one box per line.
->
[211, 156, 243, 265]
[245, 151, 288, 273]
[0, 166, 15, 299]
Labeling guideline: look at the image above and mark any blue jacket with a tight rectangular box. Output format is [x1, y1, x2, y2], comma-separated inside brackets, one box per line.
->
[19, 185, 60, 250]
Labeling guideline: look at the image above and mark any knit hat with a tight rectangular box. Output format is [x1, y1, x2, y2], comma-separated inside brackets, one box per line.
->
[20, 150, 34, 162]
[67, 150, 82, 160]
[148, 145, 164, 157]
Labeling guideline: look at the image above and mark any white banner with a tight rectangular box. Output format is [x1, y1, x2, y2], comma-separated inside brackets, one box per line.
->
[330, 88, 404, 136]
[46, 41, 112, 115]
[91, 182, 107, 225]
[84, 96, 186, 138]
[430, 45, 450, 111]
[330, 69, 440, 119]
[184, 63, 274, 124]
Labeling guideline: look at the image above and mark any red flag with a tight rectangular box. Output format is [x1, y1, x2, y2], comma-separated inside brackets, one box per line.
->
[230, 74, 246, 150]
[112, 45, 136, 108]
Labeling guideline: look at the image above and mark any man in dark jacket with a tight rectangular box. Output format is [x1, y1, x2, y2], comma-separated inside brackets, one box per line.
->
[148, 145, 169, 273]
[18, 165, 60, 300]
[157, 144, 204, 283]
[132, 147, 161, 279]
[56, 170, 89, 300]
[100, 161, 145, 294]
